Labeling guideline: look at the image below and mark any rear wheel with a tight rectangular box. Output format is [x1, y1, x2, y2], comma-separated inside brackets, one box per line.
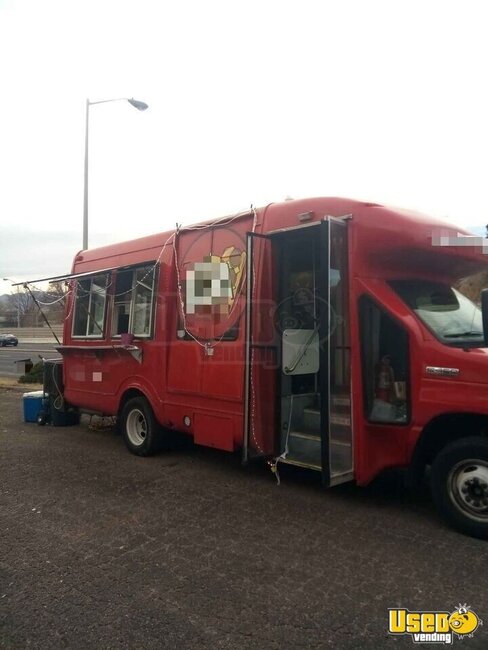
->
[120, 396, 162, 456]
[431, 436, 488, 539]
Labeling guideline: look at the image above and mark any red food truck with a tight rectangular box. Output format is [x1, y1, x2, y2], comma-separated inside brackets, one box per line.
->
[52, 197, 488, 538]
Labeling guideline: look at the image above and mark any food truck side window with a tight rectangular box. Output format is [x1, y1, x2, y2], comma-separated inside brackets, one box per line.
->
[72, 274, 109, 338]
[359, 295, 410, 424]
[111, 265, 156, 338]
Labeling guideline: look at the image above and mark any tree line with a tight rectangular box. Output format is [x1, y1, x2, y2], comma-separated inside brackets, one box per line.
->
[0, 282, 67, 327]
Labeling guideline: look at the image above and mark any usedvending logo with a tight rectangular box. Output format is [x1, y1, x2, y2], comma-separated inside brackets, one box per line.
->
[388, 604, 482, 644]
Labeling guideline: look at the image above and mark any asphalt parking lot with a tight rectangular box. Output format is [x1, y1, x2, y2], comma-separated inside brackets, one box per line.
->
[1, 384, 488, 649]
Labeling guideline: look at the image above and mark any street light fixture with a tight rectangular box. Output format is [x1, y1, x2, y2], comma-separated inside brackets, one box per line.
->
[83, 97, 149, 250]
[3, 278, 20, 328]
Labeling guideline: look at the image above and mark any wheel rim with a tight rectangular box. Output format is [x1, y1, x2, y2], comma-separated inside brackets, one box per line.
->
[126, 408, 147, 446]
[448, 459, 488, 521]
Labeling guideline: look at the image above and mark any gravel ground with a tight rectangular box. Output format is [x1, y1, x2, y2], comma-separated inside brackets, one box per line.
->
[1, 384, 488, 649]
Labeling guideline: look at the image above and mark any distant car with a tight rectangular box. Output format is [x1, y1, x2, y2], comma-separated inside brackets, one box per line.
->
[0, 333, 18, 347]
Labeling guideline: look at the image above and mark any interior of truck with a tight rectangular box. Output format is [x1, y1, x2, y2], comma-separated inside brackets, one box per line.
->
[245, 219, 354, 485]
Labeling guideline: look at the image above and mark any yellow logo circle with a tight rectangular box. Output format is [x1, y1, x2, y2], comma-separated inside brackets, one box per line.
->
[448, 607, 480, 636]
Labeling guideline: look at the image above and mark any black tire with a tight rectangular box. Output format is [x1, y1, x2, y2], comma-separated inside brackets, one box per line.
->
[120, 396, 163, 457]
[37, 412, 47, 426]
[431, 436, 488, 539]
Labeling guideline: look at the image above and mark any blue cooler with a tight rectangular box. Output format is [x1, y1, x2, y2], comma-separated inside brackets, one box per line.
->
[23, 391, 45, 423]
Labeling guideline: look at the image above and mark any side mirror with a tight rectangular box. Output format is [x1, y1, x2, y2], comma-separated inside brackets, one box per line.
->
[481, 289, 488, 347]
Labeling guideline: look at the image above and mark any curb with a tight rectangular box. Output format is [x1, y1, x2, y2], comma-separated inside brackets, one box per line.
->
[17, 340, 59, 344]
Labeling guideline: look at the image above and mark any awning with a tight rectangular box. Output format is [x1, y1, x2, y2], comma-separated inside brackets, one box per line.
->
[11, 267, 119, 286]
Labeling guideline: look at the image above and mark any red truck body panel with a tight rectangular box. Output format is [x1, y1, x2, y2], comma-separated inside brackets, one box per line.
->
[59, 198, 488, 485]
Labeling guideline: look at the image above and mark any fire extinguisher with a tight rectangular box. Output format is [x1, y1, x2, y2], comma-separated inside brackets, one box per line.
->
[376, 355, 395, 402]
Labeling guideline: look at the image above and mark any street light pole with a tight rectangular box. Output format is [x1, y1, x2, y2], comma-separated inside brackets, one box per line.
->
[83, 99, 89, 251]
[82, 97, 149, 251]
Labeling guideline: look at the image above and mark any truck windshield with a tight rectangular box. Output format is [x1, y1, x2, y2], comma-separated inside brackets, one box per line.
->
[390, 280, 484, 347]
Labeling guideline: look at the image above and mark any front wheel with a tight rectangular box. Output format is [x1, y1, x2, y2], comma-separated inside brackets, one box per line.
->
[120, 396, 163, 457]
[431, 436, 488, 539]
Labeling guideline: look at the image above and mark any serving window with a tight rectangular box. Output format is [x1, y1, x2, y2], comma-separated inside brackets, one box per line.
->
[111, 265, 157, 338]
[72, 274, 109, 338]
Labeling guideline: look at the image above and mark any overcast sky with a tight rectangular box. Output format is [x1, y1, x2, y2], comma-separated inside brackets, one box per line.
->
[1, 0, 488, 294]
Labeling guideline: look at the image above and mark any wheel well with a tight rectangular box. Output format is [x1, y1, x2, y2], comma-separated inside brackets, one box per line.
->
[409, 413, 488, 485]
[118, 388, 146, 416]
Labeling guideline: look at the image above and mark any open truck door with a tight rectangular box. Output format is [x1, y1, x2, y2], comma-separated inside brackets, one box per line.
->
[243, 232, 278, 461]
[243, 218, 353, 486]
